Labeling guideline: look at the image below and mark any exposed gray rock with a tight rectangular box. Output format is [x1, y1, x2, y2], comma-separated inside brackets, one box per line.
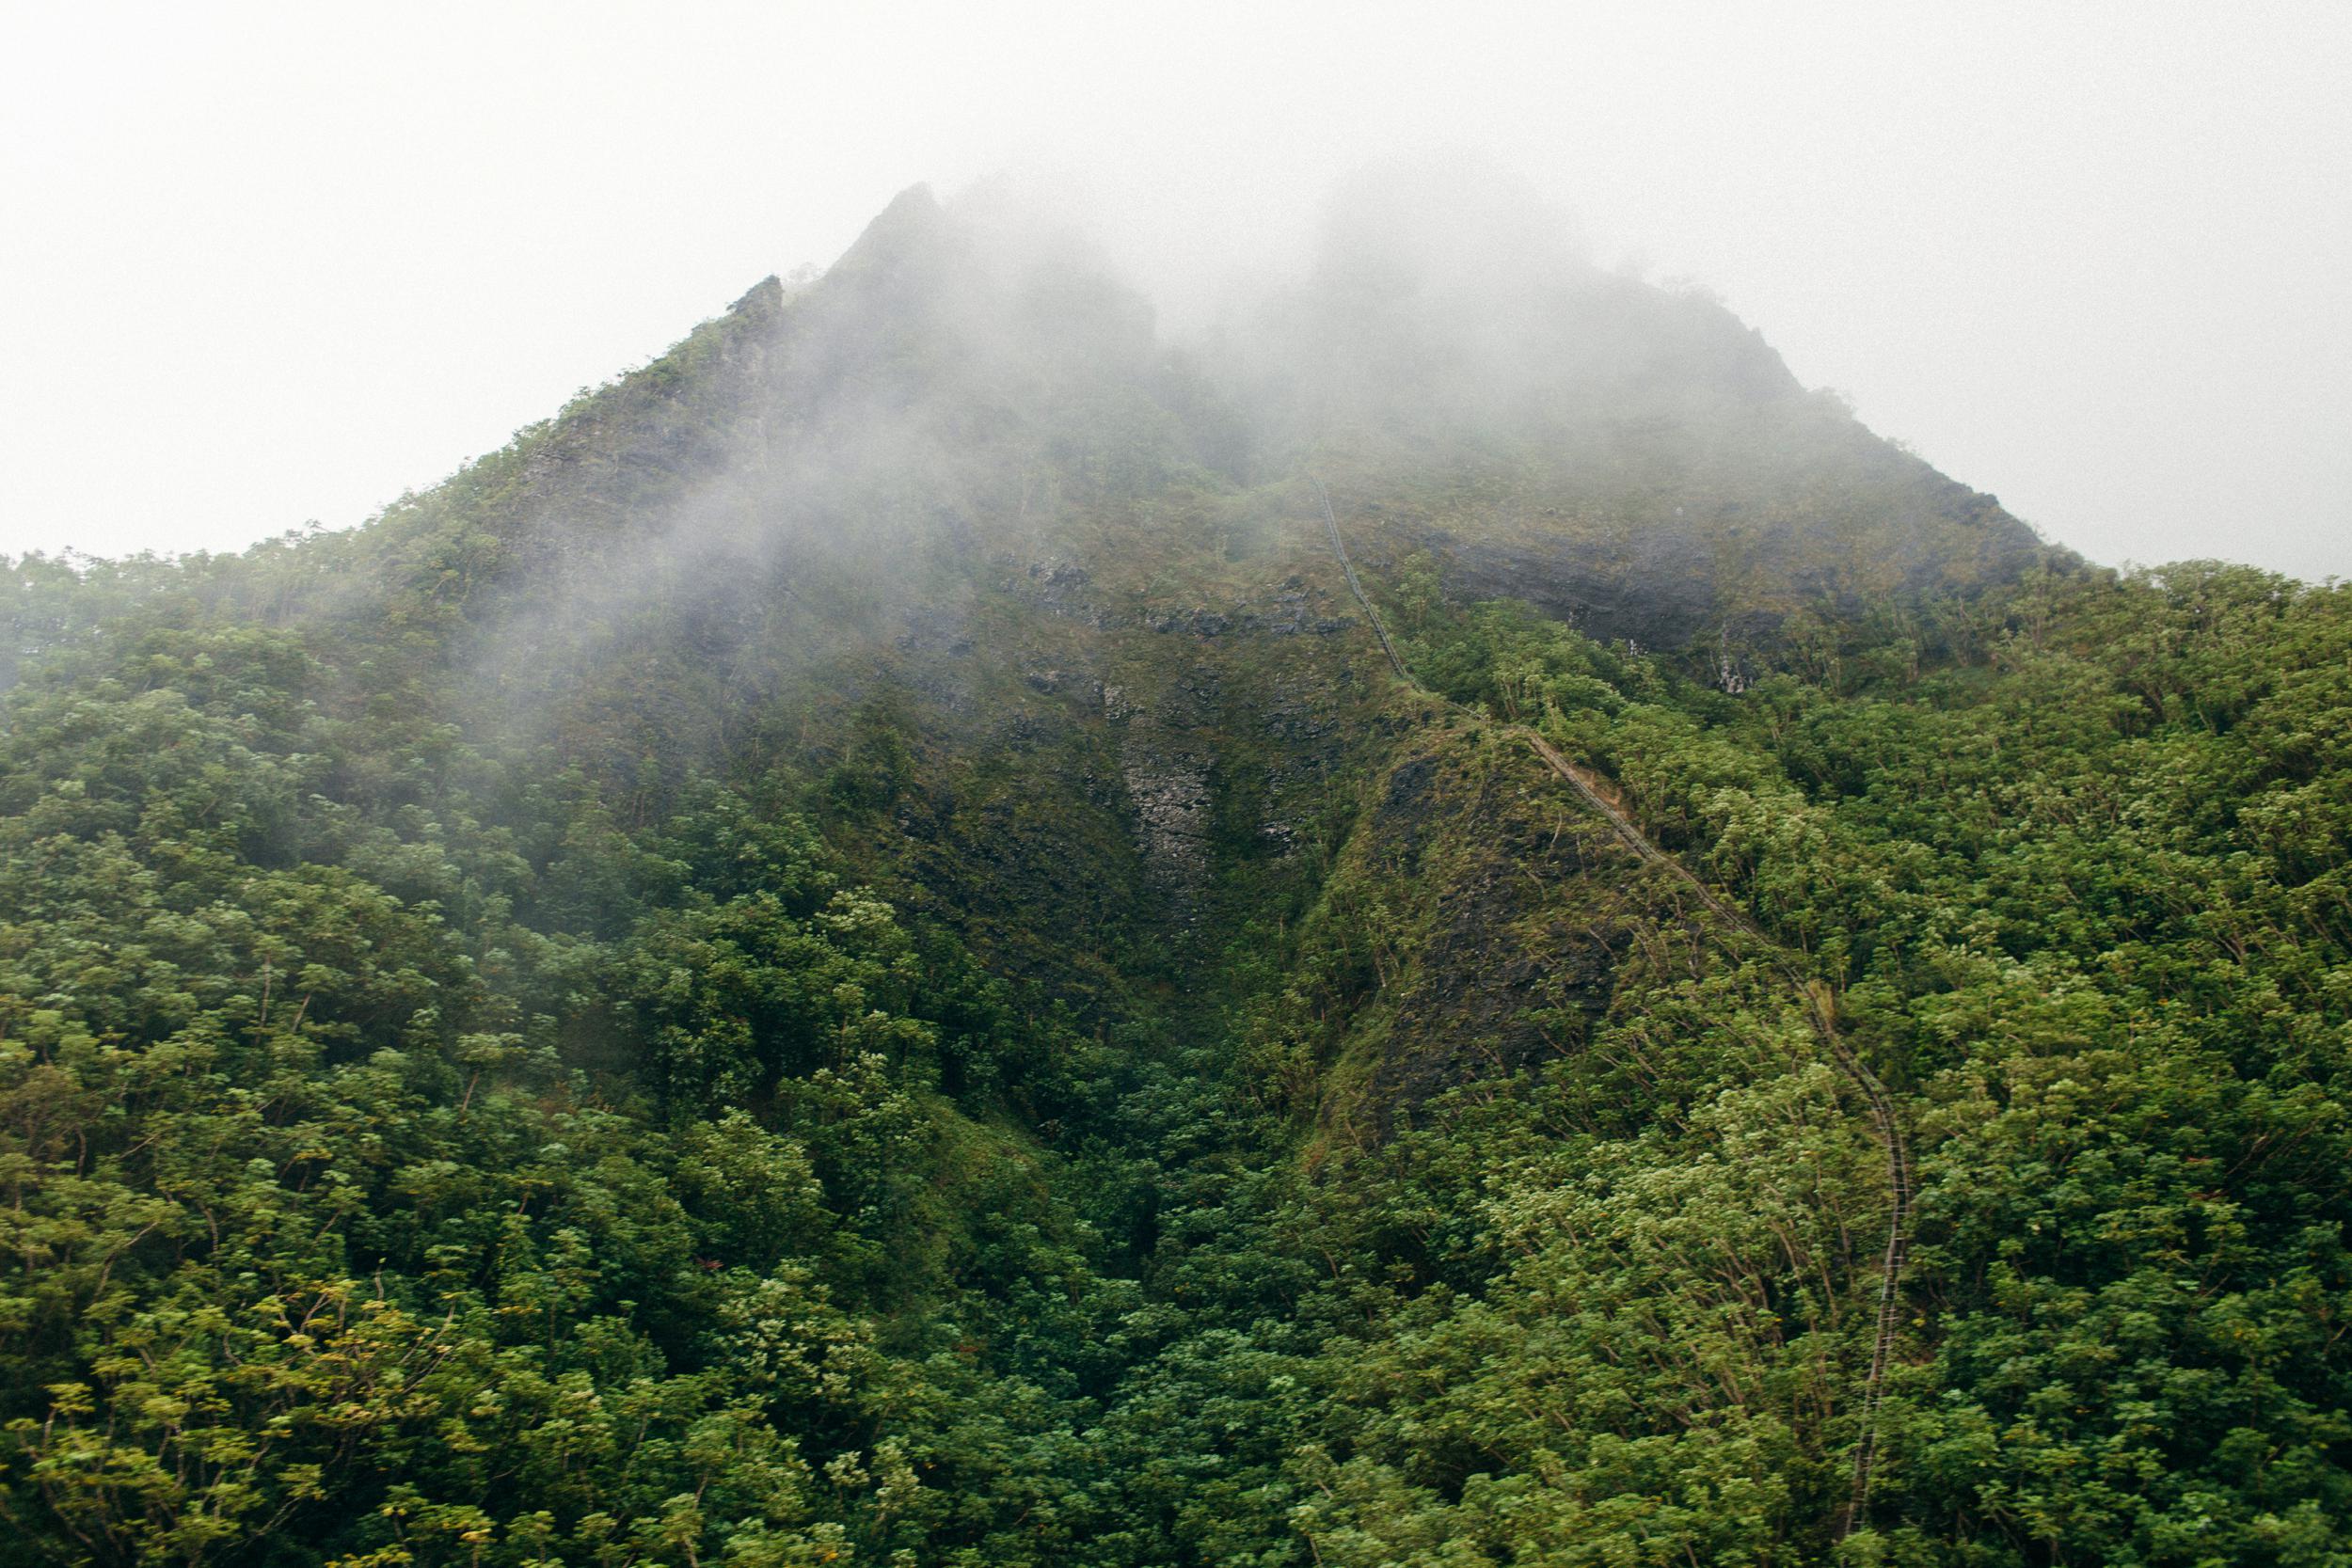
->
[1120, 742, 1214, 919]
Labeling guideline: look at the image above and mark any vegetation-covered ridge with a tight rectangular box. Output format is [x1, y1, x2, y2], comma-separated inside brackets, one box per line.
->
[1321, 480, 1915, 1541]
[2, 182, 2346, 1566]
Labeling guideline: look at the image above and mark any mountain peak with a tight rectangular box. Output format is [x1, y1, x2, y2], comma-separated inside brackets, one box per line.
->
[6, 167, 2343, 1568]
[829, 182, 949, 277]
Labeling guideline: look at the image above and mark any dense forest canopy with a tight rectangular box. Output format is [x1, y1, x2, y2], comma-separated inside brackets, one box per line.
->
[3, 180, 2346, 1568]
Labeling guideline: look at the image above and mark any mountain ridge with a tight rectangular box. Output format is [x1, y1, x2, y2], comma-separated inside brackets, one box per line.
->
[1, 179, 2344, 1568]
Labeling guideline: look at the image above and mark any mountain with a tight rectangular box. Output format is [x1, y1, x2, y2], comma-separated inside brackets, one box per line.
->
[3, 179, 2346, 1568]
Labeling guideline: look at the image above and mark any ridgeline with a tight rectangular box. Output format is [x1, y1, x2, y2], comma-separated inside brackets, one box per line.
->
[3, 182, 2346, 1568]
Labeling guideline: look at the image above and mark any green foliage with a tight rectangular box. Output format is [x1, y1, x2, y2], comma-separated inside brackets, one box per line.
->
[8, 540, 2348, 1564]
[3, 212, 2346, 1566]
[0, 589, 1123, 1563]
[1289, 560, 2352, 1566]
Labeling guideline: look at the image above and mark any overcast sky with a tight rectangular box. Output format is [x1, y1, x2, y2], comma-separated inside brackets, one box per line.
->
[4, 1, 2347, 578]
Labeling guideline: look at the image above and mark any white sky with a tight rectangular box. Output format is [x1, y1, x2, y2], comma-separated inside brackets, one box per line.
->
[3, 0, 2347, 579]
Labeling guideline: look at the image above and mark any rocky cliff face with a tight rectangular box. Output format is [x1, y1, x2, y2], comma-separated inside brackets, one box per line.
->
[283, 178, 2062, 1067]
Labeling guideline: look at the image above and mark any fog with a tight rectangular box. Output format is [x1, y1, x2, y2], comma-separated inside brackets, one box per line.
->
[3, 1, 2347, 579]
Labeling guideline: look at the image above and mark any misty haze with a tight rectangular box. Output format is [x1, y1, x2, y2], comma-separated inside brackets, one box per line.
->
[4, 8, 2350, 1568]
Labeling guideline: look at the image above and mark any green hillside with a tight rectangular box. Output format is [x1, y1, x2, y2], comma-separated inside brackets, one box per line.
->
[3, 184, 2345, 1568]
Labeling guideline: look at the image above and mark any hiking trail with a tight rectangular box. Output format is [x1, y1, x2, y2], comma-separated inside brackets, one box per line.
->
[1311, 473, 1915, 1536]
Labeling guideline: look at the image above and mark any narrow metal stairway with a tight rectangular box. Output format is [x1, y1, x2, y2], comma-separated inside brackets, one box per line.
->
[1312, 474, 1914, 1536]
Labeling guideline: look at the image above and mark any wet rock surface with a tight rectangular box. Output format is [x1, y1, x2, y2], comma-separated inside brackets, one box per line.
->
[1120, 747, 1215, 917]
[1406, 529, 1721, 650]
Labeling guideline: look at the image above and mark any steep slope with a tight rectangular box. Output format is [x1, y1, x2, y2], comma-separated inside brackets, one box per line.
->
[2, 180, 2345, 1568]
